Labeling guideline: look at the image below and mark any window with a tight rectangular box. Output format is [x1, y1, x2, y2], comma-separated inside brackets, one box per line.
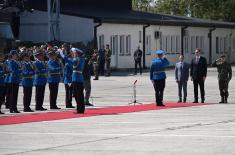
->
[166, 35, 171, 53]
[160, 35, 165, 51]
[119, 35, 125, 55]
[146, 35, 151, 55]
[139, 31, 142, 43]
[111, 35, 118, 55]
[98, 35, 104, 49]
[126, 35, 131, 55]
[191, 36, 196, 53]
[200, 36, 204, 53]
[224, 37, 228, 53]
[176, 36, 180, 53]
[196, 36, 200, 49]
[183, 36, 189, 53]
[171, 35, 176, 53]
[216, 37, 219, 54]
[220, 37, 224, 53]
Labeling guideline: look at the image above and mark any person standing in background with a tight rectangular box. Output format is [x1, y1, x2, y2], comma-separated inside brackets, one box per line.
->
[105, 44, 112, 76]
[98, 45, 105, 76]
[134, 46, 142, 75]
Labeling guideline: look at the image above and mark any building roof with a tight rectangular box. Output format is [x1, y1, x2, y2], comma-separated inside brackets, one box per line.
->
[24, 0, 235, 28]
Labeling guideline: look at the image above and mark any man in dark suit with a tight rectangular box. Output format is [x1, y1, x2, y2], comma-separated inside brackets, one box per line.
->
[190, 48, 207, 103]
[175, 55, 190, 103]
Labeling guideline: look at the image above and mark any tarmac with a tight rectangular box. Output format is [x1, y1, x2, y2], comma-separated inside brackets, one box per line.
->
[0, 67, 235, 155]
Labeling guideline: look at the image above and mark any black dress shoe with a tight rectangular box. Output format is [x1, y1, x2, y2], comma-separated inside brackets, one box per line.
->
[74, 111, 85, 114]
[177, 100, 182, 103]
[66, 105, 75, 108]
[193, 100, 198, 103]
[201, 100, 205, 103]
[157, 103, 165, 106]
[93, 78, 99, 80]
[85, 102, 94, 106]
[24, 108, 34, 112]
[36, 107, 47, 111]
[50, 106, 61, 110]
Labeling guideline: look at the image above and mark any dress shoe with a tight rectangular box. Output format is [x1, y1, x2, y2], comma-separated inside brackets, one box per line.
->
[201, 100, 204, 103]
[85, 102, 94, 106]
[50, 106, 61, 110]
[193, 100, 198, 103]
[24, 108, 34, 112]
[74, 111, 85, 114]
[93, 78, 99, 80]
[36, 107, 47, 111]
[157, 103, 165, 106]
[177, 100, 182, 103]
[66, 105, 75, 108]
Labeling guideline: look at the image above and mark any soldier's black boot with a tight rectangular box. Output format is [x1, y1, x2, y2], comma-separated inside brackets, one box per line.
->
[219, 97, 225, 103]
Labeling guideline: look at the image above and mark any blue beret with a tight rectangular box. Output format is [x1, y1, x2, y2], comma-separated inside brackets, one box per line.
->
[71, 48, 83, 54]
[9, 50, 18, 56]
[156, 50, 165, 54]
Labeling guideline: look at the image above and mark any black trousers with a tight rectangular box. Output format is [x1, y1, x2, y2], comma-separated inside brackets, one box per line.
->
[0, 85, 6, 109]
[23, 87, 32, 110]
[135, 60, 142, 74]
[35, 85, 46, 109]
[98, 60, 105, 75]
[193, 79, 205, 101]
[153, 79, 165, 104]
[9, 83, 19, 111]
[49, 83, 59, 108]
[65, 84, 73, 107]
[5, 83, 11, 108]
[72, 82, 85, 113]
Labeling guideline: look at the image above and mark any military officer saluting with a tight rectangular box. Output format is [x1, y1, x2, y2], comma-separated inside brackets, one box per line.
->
[34, 49, 47, 111]
[8, 50, 22, 113]
[212, 55, 232, 103]
[150, 50, 170, 106]
[21, 52, 35, 112]
[59, 48, 85, 113]
[0, 53, 6, 114]
[47, 48, 62, 110]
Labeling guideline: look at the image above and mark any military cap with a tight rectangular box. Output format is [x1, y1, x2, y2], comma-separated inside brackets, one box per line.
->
[156, 50, 165, 55]
[9, 50, 18, 56]
[71, 48, 83, 54]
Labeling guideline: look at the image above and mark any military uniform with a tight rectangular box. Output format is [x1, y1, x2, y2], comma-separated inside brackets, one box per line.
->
[83, 58, 93, 106]
[134, 48, 143, 75]
[150, 50, 170, 106]
[212, 57, 232, 103]
[60, 48, 85, 113]
[92, 50, 99, 80]
[21, 54, 35, 112]
[8, 50, 22, 113]
[63, 56, 74, 108]
[47, 52, 62, 110]
[105, 47, 112, 76]
[34, 52, 47, 111]
[0, 56, 6, 114]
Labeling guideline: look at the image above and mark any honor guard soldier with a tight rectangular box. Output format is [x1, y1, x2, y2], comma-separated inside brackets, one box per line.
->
[92, 49, 99, 80]
[62, 46, 74, 108]
[34, 49, 47, 111]
[150, 50, 170, 106]
[105, 44, 112, 76]
[59, 48, 85, 113]
[4, 54, 11, 109]
[8, 50, 22, 113]
[47, 49, 62, 110]
[21, 52, 35, 112]
[0, 53, 6, 114]
[212, 55, 232, 103]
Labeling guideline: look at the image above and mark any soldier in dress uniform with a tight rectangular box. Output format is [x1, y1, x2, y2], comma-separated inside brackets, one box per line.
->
[150, 50, 170, 106]
[59, 48, 85, 113]
[0, 53, 6, 114]
[62, 44, 74, 108]
[134, 46, 143, 75]
[21, 52, 35, 112]
[105, 44, 112, 76]
[33, 49, 47, 111]
[4, 54, 11, 109]
[212, 55, 232, 103]
[8, 50, 22, 113]
[92, 49, 99, 80]
[47, 49, 62, 110]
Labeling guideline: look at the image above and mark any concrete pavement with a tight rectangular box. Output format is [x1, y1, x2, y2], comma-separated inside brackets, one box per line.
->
[0, 67, 235, 155]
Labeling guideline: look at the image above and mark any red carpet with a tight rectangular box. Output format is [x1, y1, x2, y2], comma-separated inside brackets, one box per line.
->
[0, 103, 206, 125]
